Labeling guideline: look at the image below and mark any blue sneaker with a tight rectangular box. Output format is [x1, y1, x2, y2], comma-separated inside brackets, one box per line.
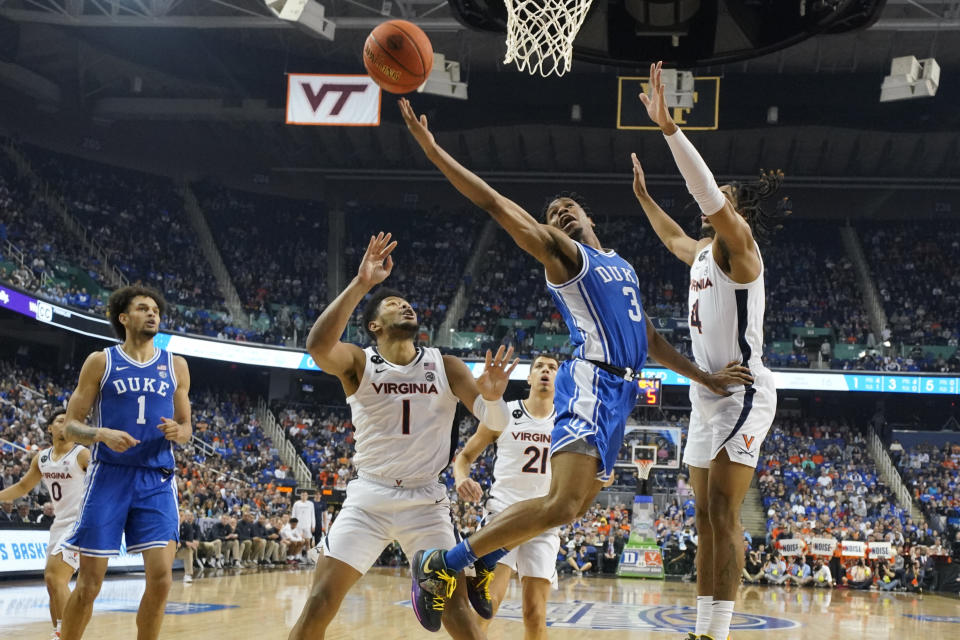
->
[411, 549, 457, 632]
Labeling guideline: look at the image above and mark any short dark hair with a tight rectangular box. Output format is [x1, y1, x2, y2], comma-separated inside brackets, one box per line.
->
[541, 191, 593, 221]
[289, 517, 299, 525]
[533, 353, 561, 367]
[107, 285, 166, 340]
[48, 408, 67, 424]
[361, 287, 405, 343]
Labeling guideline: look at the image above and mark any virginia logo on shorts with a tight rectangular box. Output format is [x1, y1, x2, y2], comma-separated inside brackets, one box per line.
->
[742, 435, 755, 450]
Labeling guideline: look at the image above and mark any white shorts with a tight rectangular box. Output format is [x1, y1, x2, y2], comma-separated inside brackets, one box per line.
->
[483, 509, 559, 585]
[295, 525, 314, 542]
[683, 369, 776, 469]
[49, 519, 80, 571]
[323, 477, 457, 575]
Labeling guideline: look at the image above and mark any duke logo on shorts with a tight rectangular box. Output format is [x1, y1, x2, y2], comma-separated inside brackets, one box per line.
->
[683, 242, 777, 469]
[64, 346, 180, 557]
[547, 242, 649, 482]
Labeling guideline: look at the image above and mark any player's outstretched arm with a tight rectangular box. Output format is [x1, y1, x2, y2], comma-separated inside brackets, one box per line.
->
[65, 351, 139, 452]
[641, 62, 759, 273]
[644, 317, 753, 396]
[399, 98, 578, 270]
[631, 153, 698, 266]
[443, 346, 519, 433]
[453, 426, 500, 503]
[0, 453, 42, 502]
[158, 355, 192, 445]
[305, 233, 396, 392]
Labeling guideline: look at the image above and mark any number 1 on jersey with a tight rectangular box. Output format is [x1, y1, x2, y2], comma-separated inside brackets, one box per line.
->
[401, 398, 410, 435]
[136, 394, 147, 425]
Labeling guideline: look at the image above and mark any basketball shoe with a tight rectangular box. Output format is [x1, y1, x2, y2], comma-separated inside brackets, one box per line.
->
[465, 563, 495, 619]
[411, 549, 457, 632]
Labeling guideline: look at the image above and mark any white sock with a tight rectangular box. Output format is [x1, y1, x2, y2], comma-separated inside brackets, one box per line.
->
[55, 619, 62, 631]
[695, 596, 713, 635]
[707, 600, 734, 640]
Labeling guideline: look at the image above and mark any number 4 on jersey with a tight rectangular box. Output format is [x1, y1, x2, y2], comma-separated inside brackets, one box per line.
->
[690, 299, 703, 334]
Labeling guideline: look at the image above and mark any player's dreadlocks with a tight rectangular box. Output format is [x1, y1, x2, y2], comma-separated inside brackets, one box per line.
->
[541, 191, 593, 221]
[729, 169, 792, 245]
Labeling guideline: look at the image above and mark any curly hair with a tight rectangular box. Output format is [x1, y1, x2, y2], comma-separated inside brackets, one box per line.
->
[729, 169, 792, 245]
[107, 285, 167, 340]
[541, 191, 593, 221]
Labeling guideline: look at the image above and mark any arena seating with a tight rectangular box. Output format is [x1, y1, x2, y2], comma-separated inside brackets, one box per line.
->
[861, 221, 960, 369]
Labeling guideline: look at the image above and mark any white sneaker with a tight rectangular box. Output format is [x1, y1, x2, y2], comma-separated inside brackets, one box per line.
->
[183, 574, 193, 584]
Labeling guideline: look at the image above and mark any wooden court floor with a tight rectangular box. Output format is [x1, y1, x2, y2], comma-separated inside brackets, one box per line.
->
[1, 566, 958, 639]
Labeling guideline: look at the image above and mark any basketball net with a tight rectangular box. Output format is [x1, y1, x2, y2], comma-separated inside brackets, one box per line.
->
[635, 459, 655, 482]
[503, 0, 594, 77]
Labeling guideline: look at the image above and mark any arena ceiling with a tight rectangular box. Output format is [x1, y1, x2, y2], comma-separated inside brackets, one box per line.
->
[0, 0, 958, 184]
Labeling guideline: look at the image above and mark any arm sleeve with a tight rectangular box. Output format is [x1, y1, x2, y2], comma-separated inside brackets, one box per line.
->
[663, 128, 727, 216]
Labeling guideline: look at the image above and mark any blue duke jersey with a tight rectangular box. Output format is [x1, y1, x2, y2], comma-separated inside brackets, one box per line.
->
[547, 242, 649, 371]
[547, 242, 648, 482]
[93, 345, 178, 469]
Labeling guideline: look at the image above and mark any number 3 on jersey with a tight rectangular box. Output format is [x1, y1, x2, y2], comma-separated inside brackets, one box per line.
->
[690, 299, 703, 334]
[622, 287, 643, 322]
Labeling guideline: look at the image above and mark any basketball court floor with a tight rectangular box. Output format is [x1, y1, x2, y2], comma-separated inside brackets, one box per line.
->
[1, 567, 958, 638]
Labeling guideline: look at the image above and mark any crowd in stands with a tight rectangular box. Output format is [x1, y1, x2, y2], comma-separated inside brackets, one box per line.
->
[198, 185, 328, 345]
[345, 205, 481, 335]
[894, 441, 960, 542]
[863, 221, 960, 350]
[4, 142, 960, 372]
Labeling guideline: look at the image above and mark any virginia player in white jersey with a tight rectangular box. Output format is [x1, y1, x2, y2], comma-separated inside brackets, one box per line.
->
[633, 62, 787, 640]
[0, 408, 89, 637]
[453, 355, 560, 640]
[399, 97, 751, 628]
[58, 285, 192, 640]
[288, 233, 518, 640]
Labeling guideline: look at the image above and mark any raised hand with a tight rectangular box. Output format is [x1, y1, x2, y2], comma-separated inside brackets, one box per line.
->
[476, 345, 520, 401]
[701, 360, 755, 396]
[456, 477, 484, 503]
[357, 232, 398, 287]
[638, 61, 677, 134]
[398, 98, 436, 151]
[631, 152, 649, 200]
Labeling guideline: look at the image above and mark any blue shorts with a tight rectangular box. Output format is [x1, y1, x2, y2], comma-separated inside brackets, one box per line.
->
[64, 461, 179, 557]
[550, 359, 639, 482]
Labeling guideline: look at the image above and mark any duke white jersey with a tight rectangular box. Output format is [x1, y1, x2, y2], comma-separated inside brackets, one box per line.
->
[347, 347, 459, 482]
[37, 445, 86, 524]
[688, 241, 767, 374]
[487, 400, 556, 513]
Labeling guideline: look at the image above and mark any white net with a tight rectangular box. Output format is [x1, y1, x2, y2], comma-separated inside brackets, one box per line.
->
[503, 0, 594, 77]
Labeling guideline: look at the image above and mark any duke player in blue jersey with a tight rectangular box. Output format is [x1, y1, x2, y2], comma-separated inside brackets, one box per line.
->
[59, 285, 192, 640]
[399, 98, 752, 627]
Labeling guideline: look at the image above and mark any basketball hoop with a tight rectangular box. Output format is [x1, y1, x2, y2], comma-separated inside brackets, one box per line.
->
[503, 0, 594, 77]
[635, 459, 655, 482]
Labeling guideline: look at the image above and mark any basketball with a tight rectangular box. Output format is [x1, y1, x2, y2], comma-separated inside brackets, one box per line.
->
[362, 20, 433, 94]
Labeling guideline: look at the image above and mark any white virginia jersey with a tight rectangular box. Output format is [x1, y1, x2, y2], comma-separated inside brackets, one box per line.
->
[347, 347, 460, 482]
[37, 445, 86, 524]
[487, 400, 556, 513]
[688, 241, 767, 374]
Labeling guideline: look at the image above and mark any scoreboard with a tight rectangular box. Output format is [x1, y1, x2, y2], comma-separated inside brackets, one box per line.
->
[637, 378, 662, 407]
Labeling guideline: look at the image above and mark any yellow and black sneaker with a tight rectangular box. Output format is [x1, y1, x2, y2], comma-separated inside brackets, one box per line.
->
[466, 563, 496, 619]
[411, 549, 457, 632]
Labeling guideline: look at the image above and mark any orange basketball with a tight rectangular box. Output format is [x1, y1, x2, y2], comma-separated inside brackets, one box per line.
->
[363, 20, 434, 94]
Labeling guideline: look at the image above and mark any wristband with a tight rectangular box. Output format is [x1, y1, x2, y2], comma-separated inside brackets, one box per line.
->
[472, 395, 509, 432]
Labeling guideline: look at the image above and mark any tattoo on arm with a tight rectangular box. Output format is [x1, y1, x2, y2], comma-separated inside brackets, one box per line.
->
[65, 421, 98, 446]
